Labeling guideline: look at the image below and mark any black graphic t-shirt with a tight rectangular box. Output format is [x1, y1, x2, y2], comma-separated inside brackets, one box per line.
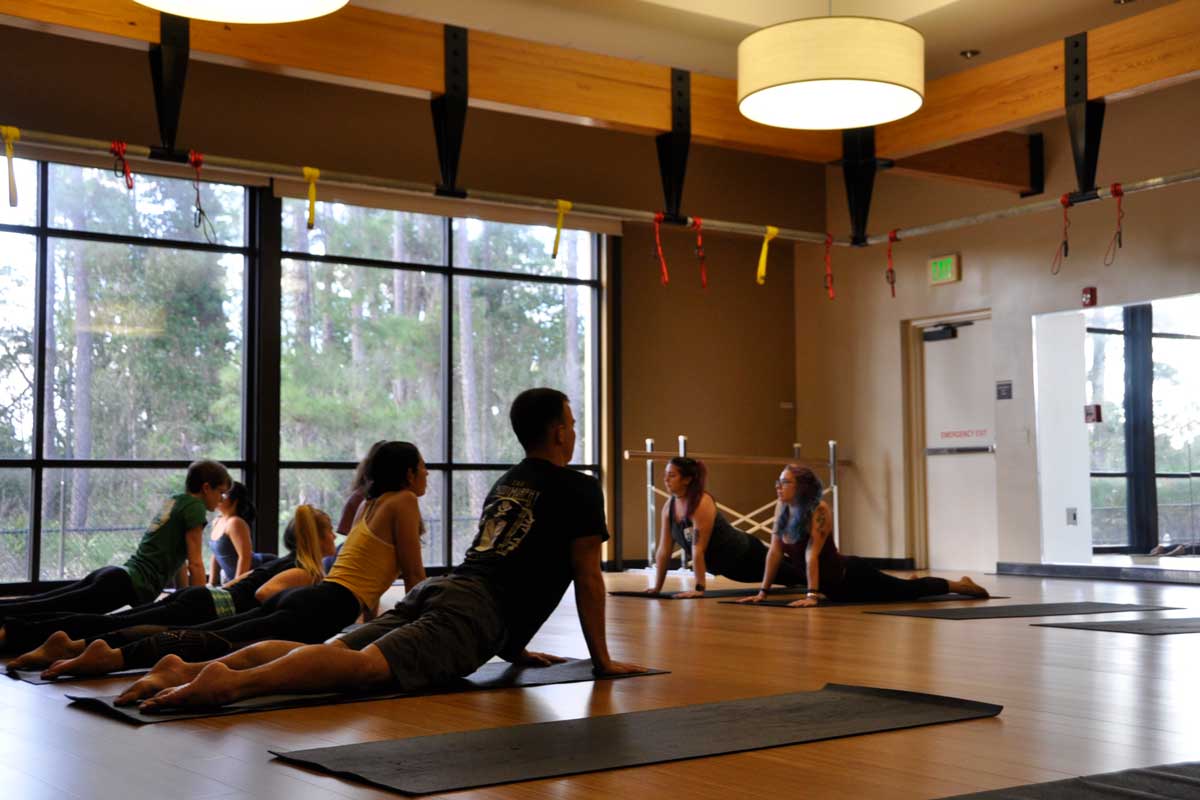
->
[454, 458, 609, 657]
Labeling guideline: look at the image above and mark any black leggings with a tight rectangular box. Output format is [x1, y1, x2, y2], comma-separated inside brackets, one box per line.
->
[709, 541, 807, 586]
[824, 557, 950, 603]
[120, 580, 360, 667]
[0, 566, 137, 622]
[2, 586, 222, 653]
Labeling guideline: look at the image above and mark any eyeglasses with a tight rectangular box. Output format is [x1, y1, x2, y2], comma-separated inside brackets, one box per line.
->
[774, 479, 795, 488]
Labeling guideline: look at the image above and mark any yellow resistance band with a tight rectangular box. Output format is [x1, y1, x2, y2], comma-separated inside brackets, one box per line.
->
[552, 199, 573, 258]
[302, 166, 320, 229]
[0, 126, 19, 208]
[756, 225, 779, 285]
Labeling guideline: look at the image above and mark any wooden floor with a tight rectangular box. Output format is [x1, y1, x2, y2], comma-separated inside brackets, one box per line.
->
[3, 570, 1200, 799]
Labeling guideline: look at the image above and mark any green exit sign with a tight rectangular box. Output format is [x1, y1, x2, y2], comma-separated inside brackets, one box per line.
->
[928, 253, 960, 285]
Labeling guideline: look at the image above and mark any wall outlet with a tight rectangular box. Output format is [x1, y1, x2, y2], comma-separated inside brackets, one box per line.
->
[1066, 507, 1078, 526]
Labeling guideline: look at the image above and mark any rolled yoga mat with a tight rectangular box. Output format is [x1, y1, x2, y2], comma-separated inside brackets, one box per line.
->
[719, 594, 1010, 608]
[271, 683, 1002, 795]
[936, 761, 1200, 798]
[609, 586, 806, 599]
[867, 602, 1174, 620]
[1032, 617, 1200, 635]
[67, 658, 667, 725]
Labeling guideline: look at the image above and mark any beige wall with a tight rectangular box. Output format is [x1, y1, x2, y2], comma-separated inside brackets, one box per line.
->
[803, 79, 1200, 562]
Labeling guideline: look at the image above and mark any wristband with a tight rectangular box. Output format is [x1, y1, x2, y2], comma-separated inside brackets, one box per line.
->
[694, 584, 706, 593]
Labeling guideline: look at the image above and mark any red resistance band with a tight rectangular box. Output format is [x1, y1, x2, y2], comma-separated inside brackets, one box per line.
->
[1051, 194, 1072, 275]
[692, 217, 707, 288]
[653, 212, 669, 286]
[110, 141, 133, 190]
[824, 233, 835, 300]
[1104, 183, 1125, 267]
[886, 230, 899, 298]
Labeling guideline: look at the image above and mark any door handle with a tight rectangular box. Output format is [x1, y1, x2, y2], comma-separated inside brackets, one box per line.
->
[925, 445, 996, 456]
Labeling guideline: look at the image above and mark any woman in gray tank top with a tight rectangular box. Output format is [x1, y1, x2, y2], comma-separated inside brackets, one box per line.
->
[644, 457, 806, 597]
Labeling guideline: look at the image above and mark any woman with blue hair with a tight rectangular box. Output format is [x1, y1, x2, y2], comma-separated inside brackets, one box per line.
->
[739, 464, 989, 607]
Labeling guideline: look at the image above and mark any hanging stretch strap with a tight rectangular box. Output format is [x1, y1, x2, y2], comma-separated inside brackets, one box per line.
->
[302, 166, 320, 230]
[0, 125, 19, 207]
[756, 225, 779, 285]
[188, 150, 216, 244]
[110, 141, 133, 190]
[692, 216, 707, 288]
[653, 211, 669, 286]
[824, 232, 835, 300]
[1051, 193, 1071, 275]
[1104, 183, 1125, 267]
[886, 229, 899, 298]
[551, 199, 573, 258]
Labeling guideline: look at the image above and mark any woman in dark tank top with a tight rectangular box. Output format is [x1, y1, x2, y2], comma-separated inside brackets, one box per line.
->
[644, 457, 805, 597]
[738, 464, 989, 606]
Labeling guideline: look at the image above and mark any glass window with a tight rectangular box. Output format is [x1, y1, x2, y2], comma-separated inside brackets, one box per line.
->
[39, 467, 214, 581]
[1083, 304, 1124, 331]
[1157, 476, 1197, 548]
[280, 259, 444, 461]
[452, 218, 595, 279]
[1152, 336, 1199, 475]
[1090, 476, 1128, 547]
[0, 233, 37, 457]
[282, 198, 445, 266]
[452, 275, 595, 464]
[48, 164, 246, 247]
[1085, 331, 1125, 472]
[0, 157, 38, 226]
[451, 469, 506, 565]
[0, 469, 30, 583]
[1152, 293, 1200, 337]
[44, 239, 245, 460]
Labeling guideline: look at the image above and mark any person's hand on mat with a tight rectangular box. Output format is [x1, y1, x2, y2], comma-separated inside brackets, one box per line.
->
[736, 592, 768, 604]
[592, 658, 647, 677]
[642, 587, 664, 596]
[673, 590, 705, 599]
[513, 649, 569, 667]
[786, 597, 821, 608]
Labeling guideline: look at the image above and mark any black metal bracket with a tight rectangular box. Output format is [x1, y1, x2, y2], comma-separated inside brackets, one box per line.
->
[654, 68, 690, 225]
[1064, 32, 1105, 194]
[1020, 132, 1046, 198]
[432, 25, 469, 198]
[148, 13, 190, 162]
[841, 127, 881, 247]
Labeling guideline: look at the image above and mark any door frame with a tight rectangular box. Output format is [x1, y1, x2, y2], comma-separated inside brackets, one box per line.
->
[902, 308, 992, 570]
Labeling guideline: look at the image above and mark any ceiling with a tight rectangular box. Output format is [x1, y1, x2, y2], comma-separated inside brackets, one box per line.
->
[353, 0, 1173, 80]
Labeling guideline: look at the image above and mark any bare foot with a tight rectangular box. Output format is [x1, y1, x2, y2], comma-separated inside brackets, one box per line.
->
[8, 631, 86, 672]
[139, 662, 243, 711]
[115, 655, 204, 706]
[42, 639, 125, 679]
[950, 576, 989, 598]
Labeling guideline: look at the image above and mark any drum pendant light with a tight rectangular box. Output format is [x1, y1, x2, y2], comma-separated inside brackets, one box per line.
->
[737, 16, 925, 130]
[133, 1, 348, 24]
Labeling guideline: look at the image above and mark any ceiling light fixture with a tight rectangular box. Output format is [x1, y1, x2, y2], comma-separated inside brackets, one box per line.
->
[737, 15, 925, 130]
[133, 1, 348, 24]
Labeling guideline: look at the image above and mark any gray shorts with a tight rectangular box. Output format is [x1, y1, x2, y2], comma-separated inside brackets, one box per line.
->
[337, 574, 506, 691]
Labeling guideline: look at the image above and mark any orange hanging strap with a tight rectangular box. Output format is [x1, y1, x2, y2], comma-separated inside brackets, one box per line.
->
[653, 211, 670, 286]
[1104, 183, 1125, 267]
[551, 199, 573, 258]
[886, 229, 899, 298]
[110, 140, 133, 190]
[302, 166, 320, 230]
[188, 150, 216, 244]
[692, 217, 707, 288]
[824, 233, 835, 300]
[1051, 193, 1072, 275]
[0, 126, 19, 207]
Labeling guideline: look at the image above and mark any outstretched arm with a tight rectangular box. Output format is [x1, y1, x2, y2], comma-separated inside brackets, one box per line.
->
[184, 527, 206, 587]
[227, 518, 254, 578]
[646, 503, 672, 594]
[739, 534, 785, 603]
[674, 496, 716, 598]
[572, 535, 645, 675]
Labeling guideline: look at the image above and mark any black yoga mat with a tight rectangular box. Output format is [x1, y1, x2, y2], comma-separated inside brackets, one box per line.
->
[272, 683, 1001, 795]
[1033, 617, 1200, 635]
[8, 665, 147, 685]
[67, 658, 667, 725]
[719, 593, 1011, 608]
[868, 602, 1174, 620]
[609, 586, 806, 599]
[937, 761, 1200, 798]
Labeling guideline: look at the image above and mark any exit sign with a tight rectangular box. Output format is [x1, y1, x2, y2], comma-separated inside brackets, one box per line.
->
[928, 253, 960, 285]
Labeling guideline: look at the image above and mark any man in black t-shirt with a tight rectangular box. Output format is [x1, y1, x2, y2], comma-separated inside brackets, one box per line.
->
[118, 389, 644, 711]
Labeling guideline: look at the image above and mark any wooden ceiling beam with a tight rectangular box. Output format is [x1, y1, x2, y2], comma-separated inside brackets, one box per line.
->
[890, 133, 1040, 194]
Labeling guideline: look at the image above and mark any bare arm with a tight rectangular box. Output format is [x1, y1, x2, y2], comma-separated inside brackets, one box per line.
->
[389, 493, 428, 588]
[647, 502, 672, 593]
[572, 535, 644, 675]
[739, 534, 785, 603]
[789, 505, 831, 608]
[679, 496, 715, 595]
[226, 518, 254, 578]
[184, 527, 206, 587]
